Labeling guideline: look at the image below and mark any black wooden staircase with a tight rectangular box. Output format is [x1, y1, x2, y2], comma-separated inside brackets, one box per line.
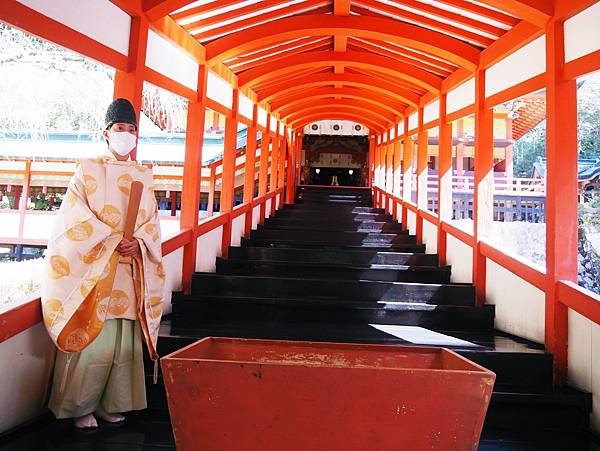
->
[152, 186, 598, 449]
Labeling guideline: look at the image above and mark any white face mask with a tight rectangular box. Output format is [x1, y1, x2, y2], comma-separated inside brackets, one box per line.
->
[109, 131, 137, 156]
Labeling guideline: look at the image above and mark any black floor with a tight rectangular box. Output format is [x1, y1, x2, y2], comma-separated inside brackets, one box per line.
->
[2, 186, 599, 450]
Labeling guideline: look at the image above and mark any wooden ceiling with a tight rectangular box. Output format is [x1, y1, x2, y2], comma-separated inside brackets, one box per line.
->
[141, 0, 553, 132]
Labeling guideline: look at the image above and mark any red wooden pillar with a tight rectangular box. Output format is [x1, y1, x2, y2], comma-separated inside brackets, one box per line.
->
[402, 121, 412, 230]
[220, 90, 239, 259]
[180, 67, 208, 293]
[270, 129, 279, 192]
[473, 69, 494, 306]
[258, 116, 270, 224]
[368, 134, 375, 189]
[112, 16, 148, 161]
[243, 105, 258, 236]
[438, 93, 452, 266]
[393, 128, 402, 221]
[545, 19, 577, 384]
[285, 128, 296, 204]
[416, 108, 428, 243]
[386, 132, 394, 204]
[277, 135, 286, 209]
[170, 191, 177, 216]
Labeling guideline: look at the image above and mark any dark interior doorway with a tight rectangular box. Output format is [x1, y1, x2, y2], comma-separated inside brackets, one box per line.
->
[309, 167, 360, 186]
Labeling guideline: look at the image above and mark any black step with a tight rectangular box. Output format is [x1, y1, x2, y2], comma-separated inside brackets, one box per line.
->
[227, 246, 439, 266]
[249, 228, 416, 245]
[242, 237, 426, 252]
[263, 218, 405, 233]
[190, 273, 475, 305]
[215, 258, 451, 283]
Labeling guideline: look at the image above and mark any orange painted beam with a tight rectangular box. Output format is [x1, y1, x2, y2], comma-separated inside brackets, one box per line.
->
[292, 113, 384, 134]
[180, 66, 208, 293]
[236, 51, 444, 93]
[171, 0, 240, 21]
[150, 16, 206, 62]
[205, 15, 481, 70]
[258, 116, 271, 196]
[274, 89, 406, 118]
[472, 69, 494, 306]
[437, 94, 452, 266]
[473, 0, 553, 27]
[231, 41, 331, 73]
[440, 0, 520, 28]
[228, 37, 329, 68]
[258, 73, 420, 107]
[558, 281, 600, 326]
[287, 106, 392, 128]
[192, 1, 328, 42]
[480, 21, 543, 70]
[143, 0, 192, 21]
[351, 2, 495, 48]
[544, 20, 577, 385]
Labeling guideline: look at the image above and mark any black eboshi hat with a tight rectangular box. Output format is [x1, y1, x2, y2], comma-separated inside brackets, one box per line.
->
[105, 98, 137, 130]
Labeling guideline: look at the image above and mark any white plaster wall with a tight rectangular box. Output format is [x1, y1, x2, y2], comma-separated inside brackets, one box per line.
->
[447, 78, 475, 114]
[408, 113, 418, 132]
[423, 99, 440, 124]
[396, 204, 403, 224]
[257, 107, 267, 128]
[22, 214, 53, 240]
[486, 36, 546, 98]
[17, 0, 131, 56]
[422, 219, 438, 254]
[446, 234, 473, 283]
[161, 247, 182, 315]
[231, 214, 245, 247]
[565, 1, 600, 63]
[388, 198, 394, 215]
[207, 71, 233, 109]
[407, 210, 417, 235]
[568, 308, 600, 433]
[158, 218, 181, 238]
[239, 93, 253, 120]
[485, 259, 545, 344]
[0, 212, 20, 238]
[0, 323, 55, 434]
[195, 225, 222, 272]
[252, 205, 260, 229]
[265, 199, 272, 218]
[275, 194, 281, 211]
[146, 30, 199, 91]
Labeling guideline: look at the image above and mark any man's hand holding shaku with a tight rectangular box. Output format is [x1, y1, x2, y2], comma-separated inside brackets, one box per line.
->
[117, 238, 140, 257]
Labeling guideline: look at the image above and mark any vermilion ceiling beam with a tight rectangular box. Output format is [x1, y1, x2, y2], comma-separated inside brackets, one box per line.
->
[170, 0, 242, 22]
[381, 0, 506, 38]
[286, 106, 392, 128]
[271, 87, 406, 116]
[257, 73, 421, 107]
[227, 36, 327, 65]
[236, 51, 444, 93]
[182, 0, 297, 32]
[359, 38, 458, 72]
[278, 97, 402, 121]
[351, 3, 493, 48]
[346, 42, 449, 77]
[291, 113, 384, 133]
[348, 68, 427, 94]
[473, 0, 553, 27]
[230, 41, 331, 73]
[204, 15, 481, 70]
[440, 0, 520, 28]
[334, 0, 351, 16]
[143, 0, 192, 21]
[192, 1, 329, 42]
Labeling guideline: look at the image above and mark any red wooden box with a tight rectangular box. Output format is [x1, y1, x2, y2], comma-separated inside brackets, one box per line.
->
[161, 337, 495, 451]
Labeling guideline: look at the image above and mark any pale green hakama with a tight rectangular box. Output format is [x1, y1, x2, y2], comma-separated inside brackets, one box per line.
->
[48, 319, 146, 419]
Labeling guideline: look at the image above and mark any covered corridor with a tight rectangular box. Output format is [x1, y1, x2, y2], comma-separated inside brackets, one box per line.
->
[2, 0, 600, 449]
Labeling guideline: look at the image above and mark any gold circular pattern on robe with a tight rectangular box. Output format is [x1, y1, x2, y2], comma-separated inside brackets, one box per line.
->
[64, 190, 77, 207]
[84, 175, 97, 196]
[49, 255, 70, 279]
[95, 296, 110, 322]
[136, 209, 147, 226]
[43, 298, 64, 324]
[117, 173, 134, 196]
[99, 259, 112, 281]
[66, 220, 94, 242]
[149, 296, 163, 320]
[99, 204, 122, 229]
[135, 165, 148, 172]
[80, 277, 99, 298]
[156, 262, 166, 280]
[82, 242, 106, 264]
[65, 328, 90, 352]
[108, 289, 129, 316]
[145, 223, 159, 242]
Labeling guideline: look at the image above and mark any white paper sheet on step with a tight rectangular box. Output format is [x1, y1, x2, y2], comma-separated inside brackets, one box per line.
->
[369, 325, 479, 347]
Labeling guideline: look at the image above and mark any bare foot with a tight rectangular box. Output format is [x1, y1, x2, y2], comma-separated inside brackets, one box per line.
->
[94, 405, 125, 423]
[74, 413, 98, 429]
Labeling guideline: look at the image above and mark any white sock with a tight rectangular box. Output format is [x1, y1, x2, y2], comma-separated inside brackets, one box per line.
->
[73, 413, 98, 429]
[94, 405, 125, 423]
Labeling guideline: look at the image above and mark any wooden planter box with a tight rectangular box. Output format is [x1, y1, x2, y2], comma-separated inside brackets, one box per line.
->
[161, 338, 495, 451]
